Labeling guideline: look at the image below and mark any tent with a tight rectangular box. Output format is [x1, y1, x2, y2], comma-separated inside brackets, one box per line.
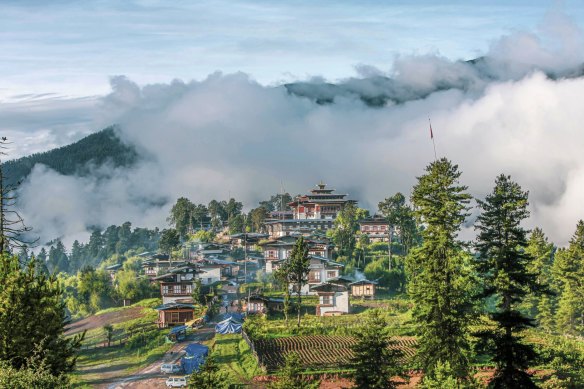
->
[181, 343, 209, 374]
[215, 317, 243, 334]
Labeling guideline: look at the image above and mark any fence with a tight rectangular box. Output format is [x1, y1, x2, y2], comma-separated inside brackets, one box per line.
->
[241, 330, 266, 371]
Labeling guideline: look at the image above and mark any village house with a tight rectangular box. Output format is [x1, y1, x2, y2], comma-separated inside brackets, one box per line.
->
[311, 282, 350, 316]
[151, 264, 203, 304]
[142, 255, 187, 277]
[261, 235, 334, 273]
[291, 255, 344, 295]
[265, 182, 356, 239]
[245, 294, 285, 314]
[358, 215, 389, 242]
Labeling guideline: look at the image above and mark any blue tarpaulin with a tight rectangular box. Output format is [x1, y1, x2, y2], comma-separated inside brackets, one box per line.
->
[169, 325, 187, 335]
[215, 317, 243, 334]
[181, 343, 209, 374]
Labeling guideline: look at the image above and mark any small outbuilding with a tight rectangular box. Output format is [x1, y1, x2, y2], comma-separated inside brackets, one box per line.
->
[154, 303, 195, 328]
[350, 279, 377, 299]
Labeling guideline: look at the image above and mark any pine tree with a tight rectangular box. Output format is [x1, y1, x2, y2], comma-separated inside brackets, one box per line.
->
[274, 262, 291, 323]
[407, 158, 476, 381]
[188, 355, 227, 389]
[288, 237, 310, 327]
[552, 221, 584, 335]
[0, 254, 84, 376]
[269, 352, 319, 389]
[522, 228, 555, 320]
[474, 174, 541, 388]
[350, 310, 406, 389]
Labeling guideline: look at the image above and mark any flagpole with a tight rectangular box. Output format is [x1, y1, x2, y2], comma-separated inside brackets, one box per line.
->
[429, 118, 437, 161]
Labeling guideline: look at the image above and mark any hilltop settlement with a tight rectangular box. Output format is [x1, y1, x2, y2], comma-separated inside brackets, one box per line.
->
[5, 168, 584, 388]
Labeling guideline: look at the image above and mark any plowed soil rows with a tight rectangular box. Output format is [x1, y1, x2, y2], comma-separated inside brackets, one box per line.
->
[255, 335, 416, 372]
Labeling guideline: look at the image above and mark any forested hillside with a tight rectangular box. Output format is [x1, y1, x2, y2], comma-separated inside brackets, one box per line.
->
[3, 126, 138, 187]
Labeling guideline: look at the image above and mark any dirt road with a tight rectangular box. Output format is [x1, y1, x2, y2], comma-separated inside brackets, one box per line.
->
[103, 327, 215, 389]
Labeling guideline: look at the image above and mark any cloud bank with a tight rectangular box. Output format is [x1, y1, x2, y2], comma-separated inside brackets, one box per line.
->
[16, 12, 584, 247]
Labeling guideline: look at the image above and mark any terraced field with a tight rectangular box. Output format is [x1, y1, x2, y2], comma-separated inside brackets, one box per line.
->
[254, 335, 416, 372]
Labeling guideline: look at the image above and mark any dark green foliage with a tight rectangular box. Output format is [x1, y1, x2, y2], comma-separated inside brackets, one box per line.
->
[0, 254, 84, 376]
[474, 175, 541, 388]
[259, 193, 293, 212]
[75, 266, 114, 313]
[350, 310, 405, 389]
[250, 207, 268, 232]
[188, 354, 228, 389]
[288, 237, 311, 327]
[3, 127, 138, 188]
[407, 158, 476, 381]
[159, 228, 180, 254]
[228, 214, 245, 234]
[378, 192, 419, 263]
[274, 263, 292, 323]
[0, 361, 69, 389]
[48, 240, 69, 273]
[269, 351, 319, 389]
[168, 197, 199, 240]
[330, 203, 368, 259]
[553, 221, 584, 335]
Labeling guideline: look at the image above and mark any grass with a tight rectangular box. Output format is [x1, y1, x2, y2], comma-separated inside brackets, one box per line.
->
[204, 334, 263, 384]
[70, 298, 172, 387]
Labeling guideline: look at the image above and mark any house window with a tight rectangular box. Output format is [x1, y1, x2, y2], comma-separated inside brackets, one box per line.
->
[320, 295, 332, 305]
[327, 271, 336, 279]
[162, 285, 170, 294]
[311, 271, 321, 282]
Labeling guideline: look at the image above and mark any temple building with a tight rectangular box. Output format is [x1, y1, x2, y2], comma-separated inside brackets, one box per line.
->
[265, 182, 356, 238]
[358, 214, 389, 242]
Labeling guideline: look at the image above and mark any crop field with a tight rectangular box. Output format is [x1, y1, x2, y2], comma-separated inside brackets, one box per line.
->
[254, 335, 417, 372]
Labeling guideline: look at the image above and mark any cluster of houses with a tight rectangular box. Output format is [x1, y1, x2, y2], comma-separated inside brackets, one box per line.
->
[110, 183, 385, 327]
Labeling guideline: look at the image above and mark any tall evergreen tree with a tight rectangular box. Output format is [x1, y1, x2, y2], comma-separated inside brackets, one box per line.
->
[350, 309, 406, 389]
[188, 354, 227, 389]
[407, 158, 476, 381]
[288, 237, 310, 327]
[552, 221, 584, 335]
[0, 254, 84, 375]
[274, 260, 292, 323]
[474, 174, 541, 388]
[69, 240, 84, 274]
[269, 351, 318, 389]
[168, 197, 195, 240]
[523, 228, 555, 329]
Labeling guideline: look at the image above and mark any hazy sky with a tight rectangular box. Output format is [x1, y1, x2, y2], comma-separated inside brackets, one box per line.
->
[2, 0, 584, 98]
[4, 1, 584, 246]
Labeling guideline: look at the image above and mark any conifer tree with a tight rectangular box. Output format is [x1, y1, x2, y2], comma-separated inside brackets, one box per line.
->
[188, 355, 227, 389]
[407, 158, 476, 381]
[288, 237, 310, 327]
[269, 352, 319, 389]
[522, 228, 555, 321]
[552, 221, 584, 335]
[274, 262, 291, 323]
[474, 174, 541, 388]
[0, 254, 84, 376]
[350, 309, 406, 389]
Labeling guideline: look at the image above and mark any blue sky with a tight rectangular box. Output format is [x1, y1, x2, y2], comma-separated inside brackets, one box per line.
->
[2, 0, 584, 98]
